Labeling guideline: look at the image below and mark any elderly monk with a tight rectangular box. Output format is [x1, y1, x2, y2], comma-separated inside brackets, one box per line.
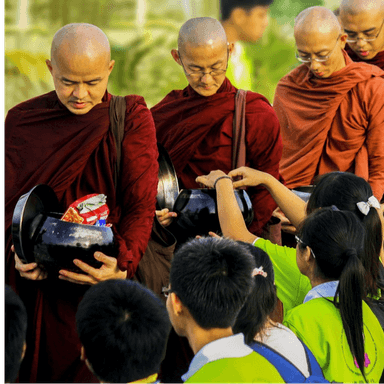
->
[274, 7, 384, 201]
[5, 23, 158, 382]
[152, 17, 283, 237]
[339, 0, 384, 69]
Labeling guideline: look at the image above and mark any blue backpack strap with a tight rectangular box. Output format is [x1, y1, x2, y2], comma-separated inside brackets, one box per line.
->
[250, 341, 306, 383]
[300, 340, 328, 382]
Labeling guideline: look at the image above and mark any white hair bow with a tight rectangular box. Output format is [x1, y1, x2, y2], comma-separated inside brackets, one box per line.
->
[252, 266, 267, 278]
[356, 196, 381, 216]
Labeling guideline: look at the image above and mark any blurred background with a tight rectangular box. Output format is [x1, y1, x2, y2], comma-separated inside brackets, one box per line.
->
[5, 0, 339, 113]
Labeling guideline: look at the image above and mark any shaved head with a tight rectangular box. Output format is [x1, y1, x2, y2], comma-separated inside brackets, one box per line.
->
[340, 0, 384, 16]
[51, 23, 111, 67]
[47, 23, 115, 115]
[295, 6, 342, 38]
[178, 17, 228, 54]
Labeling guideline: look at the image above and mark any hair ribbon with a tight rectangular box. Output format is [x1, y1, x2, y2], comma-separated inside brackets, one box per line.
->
[356, 196, 381, 216]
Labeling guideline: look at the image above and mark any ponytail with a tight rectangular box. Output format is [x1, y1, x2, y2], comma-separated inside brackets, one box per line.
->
[299, 208, 369, 381]
[233, 243, 277, 345]
[336, 249, 367, 380]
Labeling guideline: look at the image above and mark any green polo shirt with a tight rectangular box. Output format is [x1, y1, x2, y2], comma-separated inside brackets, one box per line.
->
[284, 298, 384, 383]
[254, 238, 312, 314]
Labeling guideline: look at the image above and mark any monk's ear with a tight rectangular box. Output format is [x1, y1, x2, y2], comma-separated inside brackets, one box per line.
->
[228, 42, 235, 57]
[339, 33, 348, 50]
[171, 49, 182, 66]
[46, 59, 53, 75]
[108, 60, 115, 74]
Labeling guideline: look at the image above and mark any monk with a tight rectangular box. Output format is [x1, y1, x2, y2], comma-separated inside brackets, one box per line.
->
[274, 7, 384, 201]
[220, 0, 272, 89]
[152, 17, 283, 238]
[5, 23, 158, 382]
[339, 0, 384, 70]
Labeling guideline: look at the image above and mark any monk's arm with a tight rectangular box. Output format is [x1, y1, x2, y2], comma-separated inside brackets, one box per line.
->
[365, 79, 384, 200]
[116, 97, 159, 277]
[229, 167, 307, 229]
[244, 101, 283, 234]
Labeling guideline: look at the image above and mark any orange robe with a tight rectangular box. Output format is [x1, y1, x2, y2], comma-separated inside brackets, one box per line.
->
[274, 51, 384, 200]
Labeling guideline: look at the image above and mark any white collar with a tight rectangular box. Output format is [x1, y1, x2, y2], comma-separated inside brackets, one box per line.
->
[181, 333, 252, 381]
[303, 280, 339, 303]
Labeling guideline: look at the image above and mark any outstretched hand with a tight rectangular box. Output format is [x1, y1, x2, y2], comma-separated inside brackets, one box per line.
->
[58, 252, 127, 285]
[195, 170, 228, 189]
[228, 167, 269, 189]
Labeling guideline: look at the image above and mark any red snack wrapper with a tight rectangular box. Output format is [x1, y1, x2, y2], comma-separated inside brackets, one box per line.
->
[61, 194, 109, 225]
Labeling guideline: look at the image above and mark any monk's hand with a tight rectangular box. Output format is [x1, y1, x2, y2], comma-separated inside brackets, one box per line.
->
[58, 252, 127, 285]
[13, 245, 48, 280]
[196, 170, 228, 189]
[272, 208, 297, 235]
[195, 232, 222, 240]
[228, 167, 268, 189]
[156, 208, 177, 227]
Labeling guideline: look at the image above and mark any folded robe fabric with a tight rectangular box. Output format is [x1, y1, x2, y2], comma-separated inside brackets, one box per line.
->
[274, 50, 384, 199]
[152, 77, 283, 235]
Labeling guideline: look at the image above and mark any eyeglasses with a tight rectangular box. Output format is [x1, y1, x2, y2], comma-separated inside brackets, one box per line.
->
[346, 19, 384, 43]
[178, 49, 229, 78]
[162, 286, 173, 298]
[295, 235, 316, 259]
[296, 35, 340, 63]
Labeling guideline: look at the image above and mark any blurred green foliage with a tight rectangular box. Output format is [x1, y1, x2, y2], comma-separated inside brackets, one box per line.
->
[5, 0, 327, 112]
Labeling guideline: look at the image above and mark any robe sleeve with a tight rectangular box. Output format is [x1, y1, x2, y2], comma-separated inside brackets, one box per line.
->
[114, 96, 159, 276]
[363, 78, 384, 200]
[246, 99, 283, 235]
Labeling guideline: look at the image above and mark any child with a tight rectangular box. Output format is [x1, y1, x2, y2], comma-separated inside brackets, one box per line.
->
[76, 279, 171, 383]
[165, 236, 285, 383]
[5, 285, 27, 383]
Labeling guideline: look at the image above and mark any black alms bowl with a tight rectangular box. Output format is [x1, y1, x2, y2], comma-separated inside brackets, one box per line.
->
[12, 185, 117, 274]
[168, 188, 254, 244]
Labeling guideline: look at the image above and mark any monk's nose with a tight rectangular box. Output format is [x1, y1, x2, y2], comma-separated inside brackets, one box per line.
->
[310, 60, 321, 71]
[356, 38, 367, 49]
[73, 84, 88, 100]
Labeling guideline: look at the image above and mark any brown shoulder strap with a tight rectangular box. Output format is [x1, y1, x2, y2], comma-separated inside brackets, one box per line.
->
[109, 95, 127, 188]
[232, 89, 247, 169]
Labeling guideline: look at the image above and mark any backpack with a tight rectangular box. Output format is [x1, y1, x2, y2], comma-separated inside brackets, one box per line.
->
[250, 340, 329, 383]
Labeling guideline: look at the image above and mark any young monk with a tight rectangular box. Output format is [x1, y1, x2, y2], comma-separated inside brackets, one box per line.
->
[273, 6, 384, 201]
[5, 23, 158, 382]
[151, 17, 283, 238]
[220, 0, 273, 89]
[339, 0, 384, 69]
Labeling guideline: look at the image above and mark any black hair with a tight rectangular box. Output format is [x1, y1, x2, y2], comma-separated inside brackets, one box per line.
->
[170, 237, 255, 329]
[297, 208, 367, 380]
[5, 284, 28, 383]
[233, 243, 277, 344]
[76, 279, 171, 383]
[307, 172, 383, 296]
[220, 0, 274, 21]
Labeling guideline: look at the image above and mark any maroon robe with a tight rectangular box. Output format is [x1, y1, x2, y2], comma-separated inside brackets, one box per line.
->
[5, 91, 158, 382]
[345, 44, 384, 70]
[151, 78, 283, 235]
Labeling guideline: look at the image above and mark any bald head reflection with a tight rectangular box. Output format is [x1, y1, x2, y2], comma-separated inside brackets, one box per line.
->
[294, 6, 342, 39]
[51, 23, 111, 67]
[340, 0, 384, 16]
[178, 17, 228, 54]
